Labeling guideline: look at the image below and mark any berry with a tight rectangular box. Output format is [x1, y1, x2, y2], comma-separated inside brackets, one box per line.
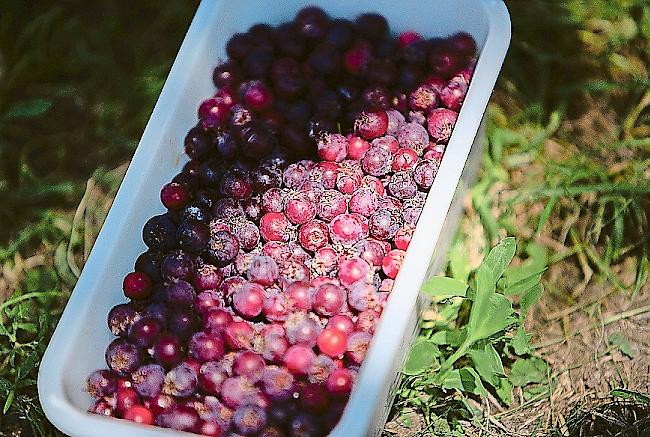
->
[220, 170, 253, 200]
[427, 108, 458, 144]
[397, 122, 429, 155]
[348, 282, 380, 312]
[317, 190, 347, 222]
[107, 303, 140, 337]
[299, 383, 329, 413]
[286, 281, 313, 311]
[86, 370, 117, 398]
[382, 249, 406, 279]
[261, 333, 289, 363]
[369, 208, 402, 240]
[290, 413, 321, 437]
[327, 314, 355, 335]
[283, 163, 311, 189]
[355, 309, 381, 333]
[312, 247, 339, 276]
[392, 148, 419, 171]
[371, 135, 399, 154]
[116, 387, 140, 413]
[347, 135, 371, 160]
[198, 362, 228, 395]
[283, 345, 316, 376]
[189, 332, 225, 362]
[346, 331, 372, 365]
[161, 250, 194, 281]
[388, 171, 418, 199]
[184, 126, 212, 160]
[224, 321, 255, 350]
[343, 41, 372, 75]
[262, 188, 287, 213]
[177, 220, 210, 253]
[317, 328, 348, 357]
[448, 31, 477, 57]
[247, 255, 279, 286]
[142, 214, 177, 251]
[233, 282, 265, 319]
[105, 339, 141, 376]
[165, 279, 196, 308]
[260, 212, 291, 242]
[440, 73, 469, 112]
[354, 111, 388, 140]
[233, 351, 266, 381]
[127, 317, 162, 349]
[131, 364, 165, 399]
[285, 193, 317, 225]
[163, 362, 198, 398]
[329, 213, 369, 245]
[169, 307, 199, 339]
[317, 133, 348, 162]
[348, 188, 378, 217]
[394, 226, 414, 250]
[298, 220, 329, 252]
[278, 260, 311, 290]
[337, 257, 370, 287]
[88, 398, 115, 417]
[206, 230, 240, 266]
[221, 376, 258, 409]
[263, 290, 290, 322]
[198, 420, 224, 436]
[243, 80, 273, 111]
[123, 405, 154, 425]
[285, 313, 321, 347]
[155, 404, 200, 432]
[203, 309, 234, 335]
[161, 182, 189, 210]
[233, 404, 267, 435]
[336, 160, 363, 194]
[386, 109, 406, 135]
[313, 283, 346, 316]
[194, 264, 224, 292]
[326, 368, 354, 396]
[153, 333, 184, 368]
[361, 146, 392, 176]
[122, 272, 152, 300]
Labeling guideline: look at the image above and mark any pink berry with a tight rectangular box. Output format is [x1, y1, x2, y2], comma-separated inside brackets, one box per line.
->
[388, 171, 418, 199]
[348, 282, 380, 312]
[326, 368, 354, 396]
[327, 314, 355, 335]
[224, 321, 255, 350]
[329, 213, 369, 245]
[386, 109, 406, 135]
[394, 226, 414, 250]
[285, 192, 317, 225]
[355, 309, 381, 333]
[392, 148, 419, 171]
[346, 331, 372, 365]
[283, 345, 316, 376]
[298, 220, 329, 252]
[440, 74, 469, 111]
[354, 111, 389, 140]
[414, 159, 439, 189]
[198, 98, 230, 130]
[348, 187, 378, 217]
[285, 313, 321, 347]
[361, 145, 392, 176]
[346, 135, 371, 160]
[262, 188, 287, 213]
[233, 351, 265, 381]
[233, 282, 265, 319]
[189, 332, 225, 363]
[354, 239, 386, 267]
[286, 281, 313, 311]
[361, 175, 385, 196]
[123, 405, 154, 425]
[382, 249, 406, 279]
[379, 279, 394, 293]
[427, 108, 458, 144]
[409, 84, 438, 112]
[247, 255, 279, 287]
[317, 133, 348, 162]
[311, 247, 339, 276]
[317, 329, 348, 357]
[337, 257, 370, 288]
[371, 135, 399, 154]
[313, 283, 346, 316]
[260, 212, 291, 242]
[263, 289, 290, 322]
[336, 160, 363, 194]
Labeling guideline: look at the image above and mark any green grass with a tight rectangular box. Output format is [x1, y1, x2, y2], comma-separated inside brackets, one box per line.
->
[1, 0, 649, 435]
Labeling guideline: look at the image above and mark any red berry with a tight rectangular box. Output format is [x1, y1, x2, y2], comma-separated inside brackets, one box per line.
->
[317, 328, 348, 357]
[394, 226, 414, 250]
[285, 192, 317, 225]
[283, 345, 316, 376]
[260, 212, 291, 242]
[243, 80, 273, 111]
[233, 282, 265, 319]
[313, 283, 346, 316]
[392, 148, 419, 171]
[329, 213, 369, 245]
[327, 314, 355, 335]
[123, 272, 152, 300]
[298, 220, 329, 252]
[427, 108, 458, 144]
[123, 405, 154, 425]
[160, 183, 189, 210]
[382, 249, 406, 279]
[317, 133, 348, 162]
[286, 281, 313, 311]
[354, 111, 389, 140]
[346, 135, 371, 160]
[337, 257, 370, 288]
[326, 368, 354, 396]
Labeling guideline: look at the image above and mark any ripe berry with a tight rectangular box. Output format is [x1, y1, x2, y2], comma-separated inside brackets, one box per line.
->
[243, 80, 273, 111]
[189, 332, 225, 362]
[312, 247, 339, 276]
[105, 339, 142, 376]
[440, 74, 469, 111]
[383, 249, 406, 279]
[164, 279, 196, 308]
[313, 283, 346, 316]
[388, 171, 418, 199]
[317, 328, 348, 357]
[286, 281, 313, 311]
[284, 345, 316, 376]
[394, 226, 414, 250]
[233, 282, 265, 319]
[233, 351, 265, 381]
[317, 133, 348, 162]
[327, 314, 355, 335]
[177, 220, 210, 253]
[348, 282, 380, 312]
[233, 404, 267, 435]
[260, 212, 291, 242]
[247, 255, 279, 286]
[361, 146, 392, 176]
[122, 272, 152, 300]
[326, 368, 354, 396]
[329, 213, 369, 245]
[448, 31, 477, 57]
[355, 309, 381, 333]
[397, 122, 430, 155]
[285, 313, 321, 347]
[160, 182, 189, 210]
[153, 334, 184, 369]
[221, 376, 258, 409]
[354, 111, 389, 140]
[284, 192, 317, 225]
[349, 188, 378, 217]
[337, 257, 370, 287]
[163, 362, 198, 398]
[123, 405, 154, 425]
[219, 170, 253, 200]
[86, 370, 117, 398]
[142, 214, 177, 251]
[203, 309, 234, 335]
[261, 366, 294, 401]
[224, 321, 255, 350]
[131, 364, 165, 399]
[369, 208, 402, 240]
[347, 135, 371, 160]
[392, 148, 419, 171]
[206, 230, 240, 266]
[128, 317, 162, 349]
[154, 404, 200, 432]
[346, 331, 372, 365]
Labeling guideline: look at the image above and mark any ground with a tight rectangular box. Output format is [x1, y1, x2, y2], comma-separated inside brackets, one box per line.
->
[1, 1, 649, 436]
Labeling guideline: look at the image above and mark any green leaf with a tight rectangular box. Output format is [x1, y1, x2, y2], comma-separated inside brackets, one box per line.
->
[3, 389, 14, 414]
[482, 237, 517, 281]
[421, 276, 468, 298]
[429, 329, 465, 347]
[4, 99, 52, 119]
[608, 332, 634, 358]
[503, 272, 543, 296]
[440, 367, 486, 396]
[511, 328, 532, 355]
[509, 357, 548, 387]
[610, 388, 650, 405]
[449, 240, 471, 282]
[467, 290, 513, 344]
[468, 344, 505, 387]
[403, 339, 440, 375]
[496, 378, 513, 406]
[520, 283, 543, 316]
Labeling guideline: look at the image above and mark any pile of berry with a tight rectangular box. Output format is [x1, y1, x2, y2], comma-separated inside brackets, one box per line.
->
[86, 6, 475, 437]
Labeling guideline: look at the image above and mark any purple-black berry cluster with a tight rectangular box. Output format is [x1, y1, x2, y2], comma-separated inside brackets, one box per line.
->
[86, 6, 475, 436]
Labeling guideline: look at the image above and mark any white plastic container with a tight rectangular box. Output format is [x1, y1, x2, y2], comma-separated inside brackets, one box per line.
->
[38, 1, 510, 436]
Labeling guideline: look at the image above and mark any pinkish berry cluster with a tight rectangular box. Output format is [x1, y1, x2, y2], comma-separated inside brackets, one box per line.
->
[88, 6, 476, 437]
